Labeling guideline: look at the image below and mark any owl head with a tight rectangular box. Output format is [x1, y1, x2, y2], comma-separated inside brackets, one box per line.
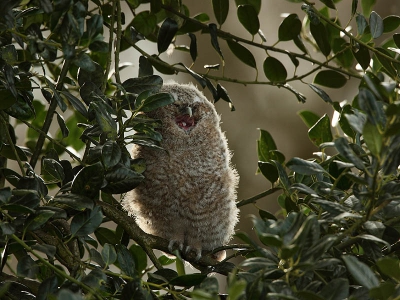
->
[146, 82, 221, 145]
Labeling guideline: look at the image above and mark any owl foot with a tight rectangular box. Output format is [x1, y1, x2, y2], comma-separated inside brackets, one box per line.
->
[168, 240, 184, 253]
[184, 245, 202, 261]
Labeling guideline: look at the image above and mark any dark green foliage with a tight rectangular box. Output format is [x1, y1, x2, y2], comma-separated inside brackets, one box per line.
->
[1, 0, 400, 299]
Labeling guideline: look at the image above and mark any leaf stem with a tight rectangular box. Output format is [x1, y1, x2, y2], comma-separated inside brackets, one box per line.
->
[236, 188, 281, 208]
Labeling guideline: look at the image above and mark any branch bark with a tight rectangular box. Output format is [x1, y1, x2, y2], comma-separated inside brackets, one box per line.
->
[97, 200, 236, 275]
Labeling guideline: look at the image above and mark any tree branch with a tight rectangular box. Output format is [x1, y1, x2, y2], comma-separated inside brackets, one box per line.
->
[96, 200, 235, 275]
[160, 4, 362, 80]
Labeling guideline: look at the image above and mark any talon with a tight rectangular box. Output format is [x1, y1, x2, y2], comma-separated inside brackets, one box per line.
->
[184, 245, 191, 254]
[168, 240, 175, 252]
[195, 249, 202, 261]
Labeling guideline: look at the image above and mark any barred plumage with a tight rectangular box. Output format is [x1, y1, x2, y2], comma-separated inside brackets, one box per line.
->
[122, 82, 239, 260]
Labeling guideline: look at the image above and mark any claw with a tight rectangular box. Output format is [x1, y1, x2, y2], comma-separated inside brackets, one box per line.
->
[168, 240, 175, 252]
[194, 248, 202, 261]
[184, 245, 191, 254]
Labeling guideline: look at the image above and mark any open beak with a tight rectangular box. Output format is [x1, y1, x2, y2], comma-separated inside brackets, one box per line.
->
[181, 106, 192, 117]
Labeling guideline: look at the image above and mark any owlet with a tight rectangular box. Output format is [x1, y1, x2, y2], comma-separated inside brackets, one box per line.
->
[123, 82, 239, 261]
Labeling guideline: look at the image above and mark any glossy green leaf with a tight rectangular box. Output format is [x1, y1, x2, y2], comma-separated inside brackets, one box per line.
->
[212, 0, 229, 26]
[102, 166, 144, 194]
[226, 40, 256, 68]
[310, 21, 331, 56]
[42, 158, 65, 182]
[319, 278, 349, 300]
[298, 110, 321, 128]
[278, 14, 302, 41]
[263, 57, 287, 83]
[383, 15, 400, 33]
[313, 70, 347, 88]
[216, 84, 235, 111]
[0, 89, 17, 110]
[353, 44, 370, 70]
[235, 0, 261, 14]
[77, 60, 104, 88]
[352, 0, 358, 16]
[116, 244, 136, 278]
[57, 289, 84, 300]
[289, 35, 305, 53]
[281, 83, 306, 103]
[132, 11, 157, 36]
[130, 244, 148, 274]
[36, 276, 58, 300]
[70, 206, 103, 237]
[101, 141, 121, 169]
[257, 129, 277, 162]
[332, 38, 354, 68]
[158, 18, 178, 54]
[258, 161, 278, 183]
[320, 0, 336, 9]
[342, 255, 379, 289]
[53, 193, 94, 211]
[102, 243, 117, 266]
[369, 11, 383, 39]
[334, 137, 365, 170]
[169, 274, 207, 287]
[138, 56, 153, 77]
[55, 112, 69, 138]
[122, 75, 162, 94]
[0, 144, 29, 161]
[309, 84, 333, 103]
[60, 91, 88, 118]
[286, 157, 327, 175]
[376, 257, 400, 282]
[363, 121, 382, 157]
[188, 33, 197, 62]
[88, 101, 117, 138]
[375, 48, 398, 78]
[137, 92, 175, 112]
[17, 255, 39, 279]
[178, 63, 207, 88]
[25, 210, 55, 231]
[308, 114, 333, 146]
[209, 23, 224, 60]
[237, 4, 259, 35]
[71, 162, 105, 199]
[74, 53, 96, 72]
[358, 88, 385, 126]
[361, 0, 376, 18]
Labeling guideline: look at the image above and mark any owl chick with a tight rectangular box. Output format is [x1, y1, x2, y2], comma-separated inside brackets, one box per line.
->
[122, 81, 239, 261]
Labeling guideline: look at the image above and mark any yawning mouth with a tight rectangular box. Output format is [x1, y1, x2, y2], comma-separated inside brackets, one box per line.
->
[176, 115, 196, 130]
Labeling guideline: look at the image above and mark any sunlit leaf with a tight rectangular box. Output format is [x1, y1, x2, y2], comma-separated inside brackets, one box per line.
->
[369, 11, 383, 39]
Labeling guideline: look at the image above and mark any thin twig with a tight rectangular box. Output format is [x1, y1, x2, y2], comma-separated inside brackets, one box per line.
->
[30, 59, 71, 169]
[236, 188, 281, 208]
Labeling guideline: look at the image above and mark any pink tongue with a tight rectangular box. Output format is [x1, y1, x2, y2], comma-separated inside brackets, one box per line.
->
[176, 115, 195, 130]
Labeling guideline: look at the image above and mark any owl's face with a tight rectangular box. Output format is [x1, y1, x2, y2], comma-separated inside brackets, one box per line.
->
[148, 83, 219, 138]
